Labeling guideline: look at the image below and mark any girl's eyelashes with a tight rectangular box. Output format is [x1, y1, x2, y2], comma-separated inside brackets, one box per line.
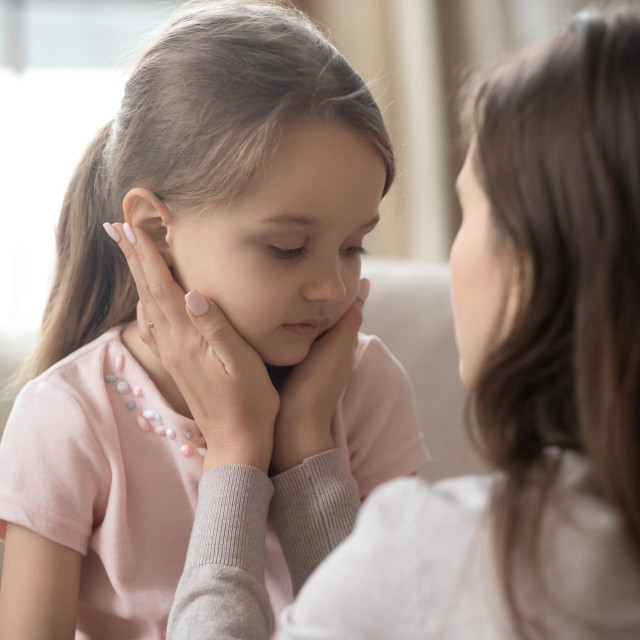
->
[269, 246, 306, 260]
[343, 246, 368, 257]
[268, 245, 368, 260]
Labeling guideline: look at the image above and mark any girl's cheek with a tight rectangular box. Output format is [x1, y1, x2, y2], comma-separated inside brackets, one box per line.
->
[345, 269, 362, 302]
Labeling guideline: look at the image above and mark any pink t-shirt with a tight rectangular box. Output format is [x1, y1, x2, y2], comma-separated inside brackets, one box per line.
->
[0, 326, 429, 639]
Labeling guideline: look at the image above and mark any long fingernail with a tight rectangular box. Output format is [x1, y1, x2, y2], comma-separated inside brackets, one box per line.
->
[103, 222, 121, 243]
[357, 278, 371, 302]
[123, 222, 137, 245]
[185, 289, 209, 316]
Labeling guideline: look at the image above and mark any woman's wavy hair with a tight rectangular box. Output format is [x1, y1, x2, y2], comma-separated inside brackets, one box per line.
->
[467, 6, 640, 637]
[9, 0, 394, 394]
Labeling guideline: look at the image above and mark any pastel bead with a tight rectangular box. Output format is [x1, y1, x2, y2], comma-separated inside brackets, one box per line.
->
[133, 385, 143, 398]
[197, 447, 207, 457]
[116, 381, 130, 394]
[154, 425, 166, 435]
[154, 412, 164, 425]
[143, 410, 155, 420]
[115, 354, 125, 372]
[136, 416, 150, 432]
[166, 428, 176, 440]
[180, 444, 193, 457]
[127, 401, 136, 411]
[104, 373, 118, 383]
[185, 431, 193, 440]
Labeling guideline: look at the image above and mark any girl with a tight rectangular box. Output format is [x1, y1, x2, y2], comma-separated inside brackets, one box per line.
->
[0, 2, 429, 638]
[123, 5, 640, 639]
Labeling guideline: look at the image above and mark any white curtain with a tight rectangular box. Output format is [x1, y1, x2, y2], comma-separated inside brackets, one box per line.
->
[297, 0, 629, 261]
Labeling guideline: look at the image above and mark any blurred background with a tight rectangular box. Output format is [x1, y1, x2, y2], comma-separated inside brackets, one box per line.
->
[0, 0, 623, 345]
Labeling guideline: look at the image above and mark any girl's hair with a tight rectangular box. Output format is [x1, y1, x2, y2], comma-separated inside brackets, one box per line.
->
[467, 6, 640, 637]
[12, 0, 395, 391]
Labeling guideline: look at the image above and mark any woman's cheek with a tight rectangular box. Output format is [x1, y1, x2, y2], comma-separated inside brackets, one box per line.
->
[449, 231, 471, 381]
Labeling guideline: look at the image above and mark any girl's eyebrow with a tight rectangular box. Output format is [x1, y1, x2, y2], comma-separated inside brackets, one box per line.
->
[261, 213, 380, 230]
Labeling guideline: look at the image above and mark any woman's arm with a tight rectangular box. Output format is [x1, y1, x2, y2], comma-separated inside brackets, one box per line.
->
[167, 450, 361, 639]
[167, 464, 275, 639]
[269, 450, 360, 595]
[0, 523, 81, 640]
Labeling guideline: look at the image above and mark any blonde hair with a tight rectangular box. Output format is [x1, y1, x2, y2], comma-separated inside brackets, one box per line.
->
[10, 0, 395, 393]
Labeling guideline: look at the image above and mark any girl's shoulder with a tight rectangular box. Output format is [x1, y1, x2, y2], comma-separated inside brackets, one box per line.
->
[337, 333, 430, 496]
[352, 331, 410, 386]
[35, 325, 124, 386]
[11, 325, 129, 436]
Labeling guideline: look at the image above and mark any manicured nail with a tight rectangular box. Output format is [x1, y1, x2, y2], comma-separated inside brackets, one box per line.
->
[123, 222, 137, 245]
[185, 289, 209, 316]
[103, 222, 121, 243]
[357, 278, 371, 302]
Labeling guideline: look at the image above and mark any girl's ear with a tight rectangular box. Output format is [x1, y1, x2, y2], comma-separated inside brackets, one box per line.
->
[122, 188, 176, 264]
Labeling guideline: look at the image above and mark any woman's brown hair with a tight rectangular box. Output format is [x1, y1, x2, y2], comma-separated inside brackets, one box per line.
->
[9, 0, 395, 395]
[467, 6, 640, 637]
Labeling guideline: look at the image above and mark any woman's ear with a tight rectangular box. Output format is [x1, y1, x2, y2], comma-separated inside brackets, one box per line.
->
[122, 188, 176, 264]
[504, 256, 531, 336]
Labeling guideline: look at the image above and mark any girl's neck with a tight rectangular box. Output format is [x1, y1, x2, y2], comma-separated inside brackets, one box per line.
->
[119, 321, 295, 419]
[120, 321, 194, 420]
[265, 363, 294, 391]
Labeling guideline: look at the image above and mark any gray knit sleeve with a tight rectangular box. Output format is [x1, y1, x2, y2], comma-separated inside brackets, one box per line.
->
[166, 464, 275, 640]
[166, 451, 360, 640]
[269, 449, 361, 594]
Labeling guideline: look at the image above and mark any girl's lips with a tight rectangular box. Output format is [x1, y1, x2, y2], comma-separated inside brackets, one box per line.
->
[282, 320, 330, 336]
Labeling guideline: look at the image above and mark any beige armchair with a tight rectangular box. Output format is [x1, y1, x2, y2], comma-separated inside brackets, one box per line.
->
[361, 260, 485, 482]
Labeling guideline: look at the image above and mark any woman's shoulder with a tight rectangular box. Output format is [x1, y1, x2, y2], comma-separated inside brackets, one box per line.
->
[284, 473, 497, 638]
[360, 472, 495, 534]
[537, 451, 640, 612]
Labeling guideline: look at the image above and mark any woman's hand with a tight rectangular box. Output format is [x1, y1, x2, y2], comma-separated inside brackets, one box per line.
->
[270, 279, 370, 475]
[109, 223, 279, 474]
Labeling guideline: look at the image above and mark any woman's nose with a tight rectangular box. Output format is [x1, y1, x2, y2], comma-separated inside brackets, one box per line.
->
[301, 263, 347, 303]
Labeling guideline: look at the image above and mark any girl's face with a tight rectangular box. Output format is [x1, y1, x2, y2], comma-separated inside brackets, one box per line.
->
[450, 145, 522, 387]
[168, 120, 387, 366]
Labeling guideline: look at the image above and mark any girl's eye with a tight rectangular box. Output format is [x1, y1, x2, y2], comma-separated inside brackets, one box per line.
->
[342, 246, 368, 257]
[268, 245, 368, 260]
[269, 246, 306, 260]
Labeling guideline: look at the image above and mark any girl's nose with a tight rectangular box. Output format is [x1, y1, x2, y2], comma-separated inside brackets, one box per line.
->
[301, 264, 347, 303]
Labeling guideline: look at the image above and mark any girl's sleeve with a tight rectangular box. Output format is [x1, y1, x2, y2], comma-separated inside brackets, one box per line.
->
[341, 335, 431, 497]
[0, 379, 110, 554]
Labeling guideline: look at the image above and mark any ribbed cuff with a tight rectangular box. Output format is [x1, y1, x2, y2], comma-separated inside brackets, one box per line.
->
[270, 449, 360, 593]
[186, 465, 274, 581]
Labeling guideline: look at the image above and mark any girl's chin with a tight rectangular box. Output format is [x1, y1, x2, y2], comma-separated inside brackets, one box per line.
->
[259, 345, 310, 367]
[262, 353, 308, 367]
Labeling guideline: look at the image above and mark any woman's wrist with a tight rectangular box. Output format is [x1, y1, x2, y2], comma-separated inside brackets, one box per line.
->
[203, 444, 272, 475]
[270, 425, 334, 475]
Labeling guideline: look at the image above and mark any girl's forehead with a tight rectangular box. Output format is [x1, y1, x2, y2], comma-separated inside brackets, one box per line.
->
[183, 121, 386, 233]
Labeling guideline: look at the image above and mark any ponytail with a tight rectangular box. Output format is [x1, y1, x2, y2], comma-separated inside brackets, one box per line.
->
[7, 121, 137, 395]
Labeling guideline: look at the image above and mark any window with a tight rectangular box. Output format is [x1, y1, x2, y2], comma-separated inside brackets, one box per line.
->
[0, 1, 174, 335]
